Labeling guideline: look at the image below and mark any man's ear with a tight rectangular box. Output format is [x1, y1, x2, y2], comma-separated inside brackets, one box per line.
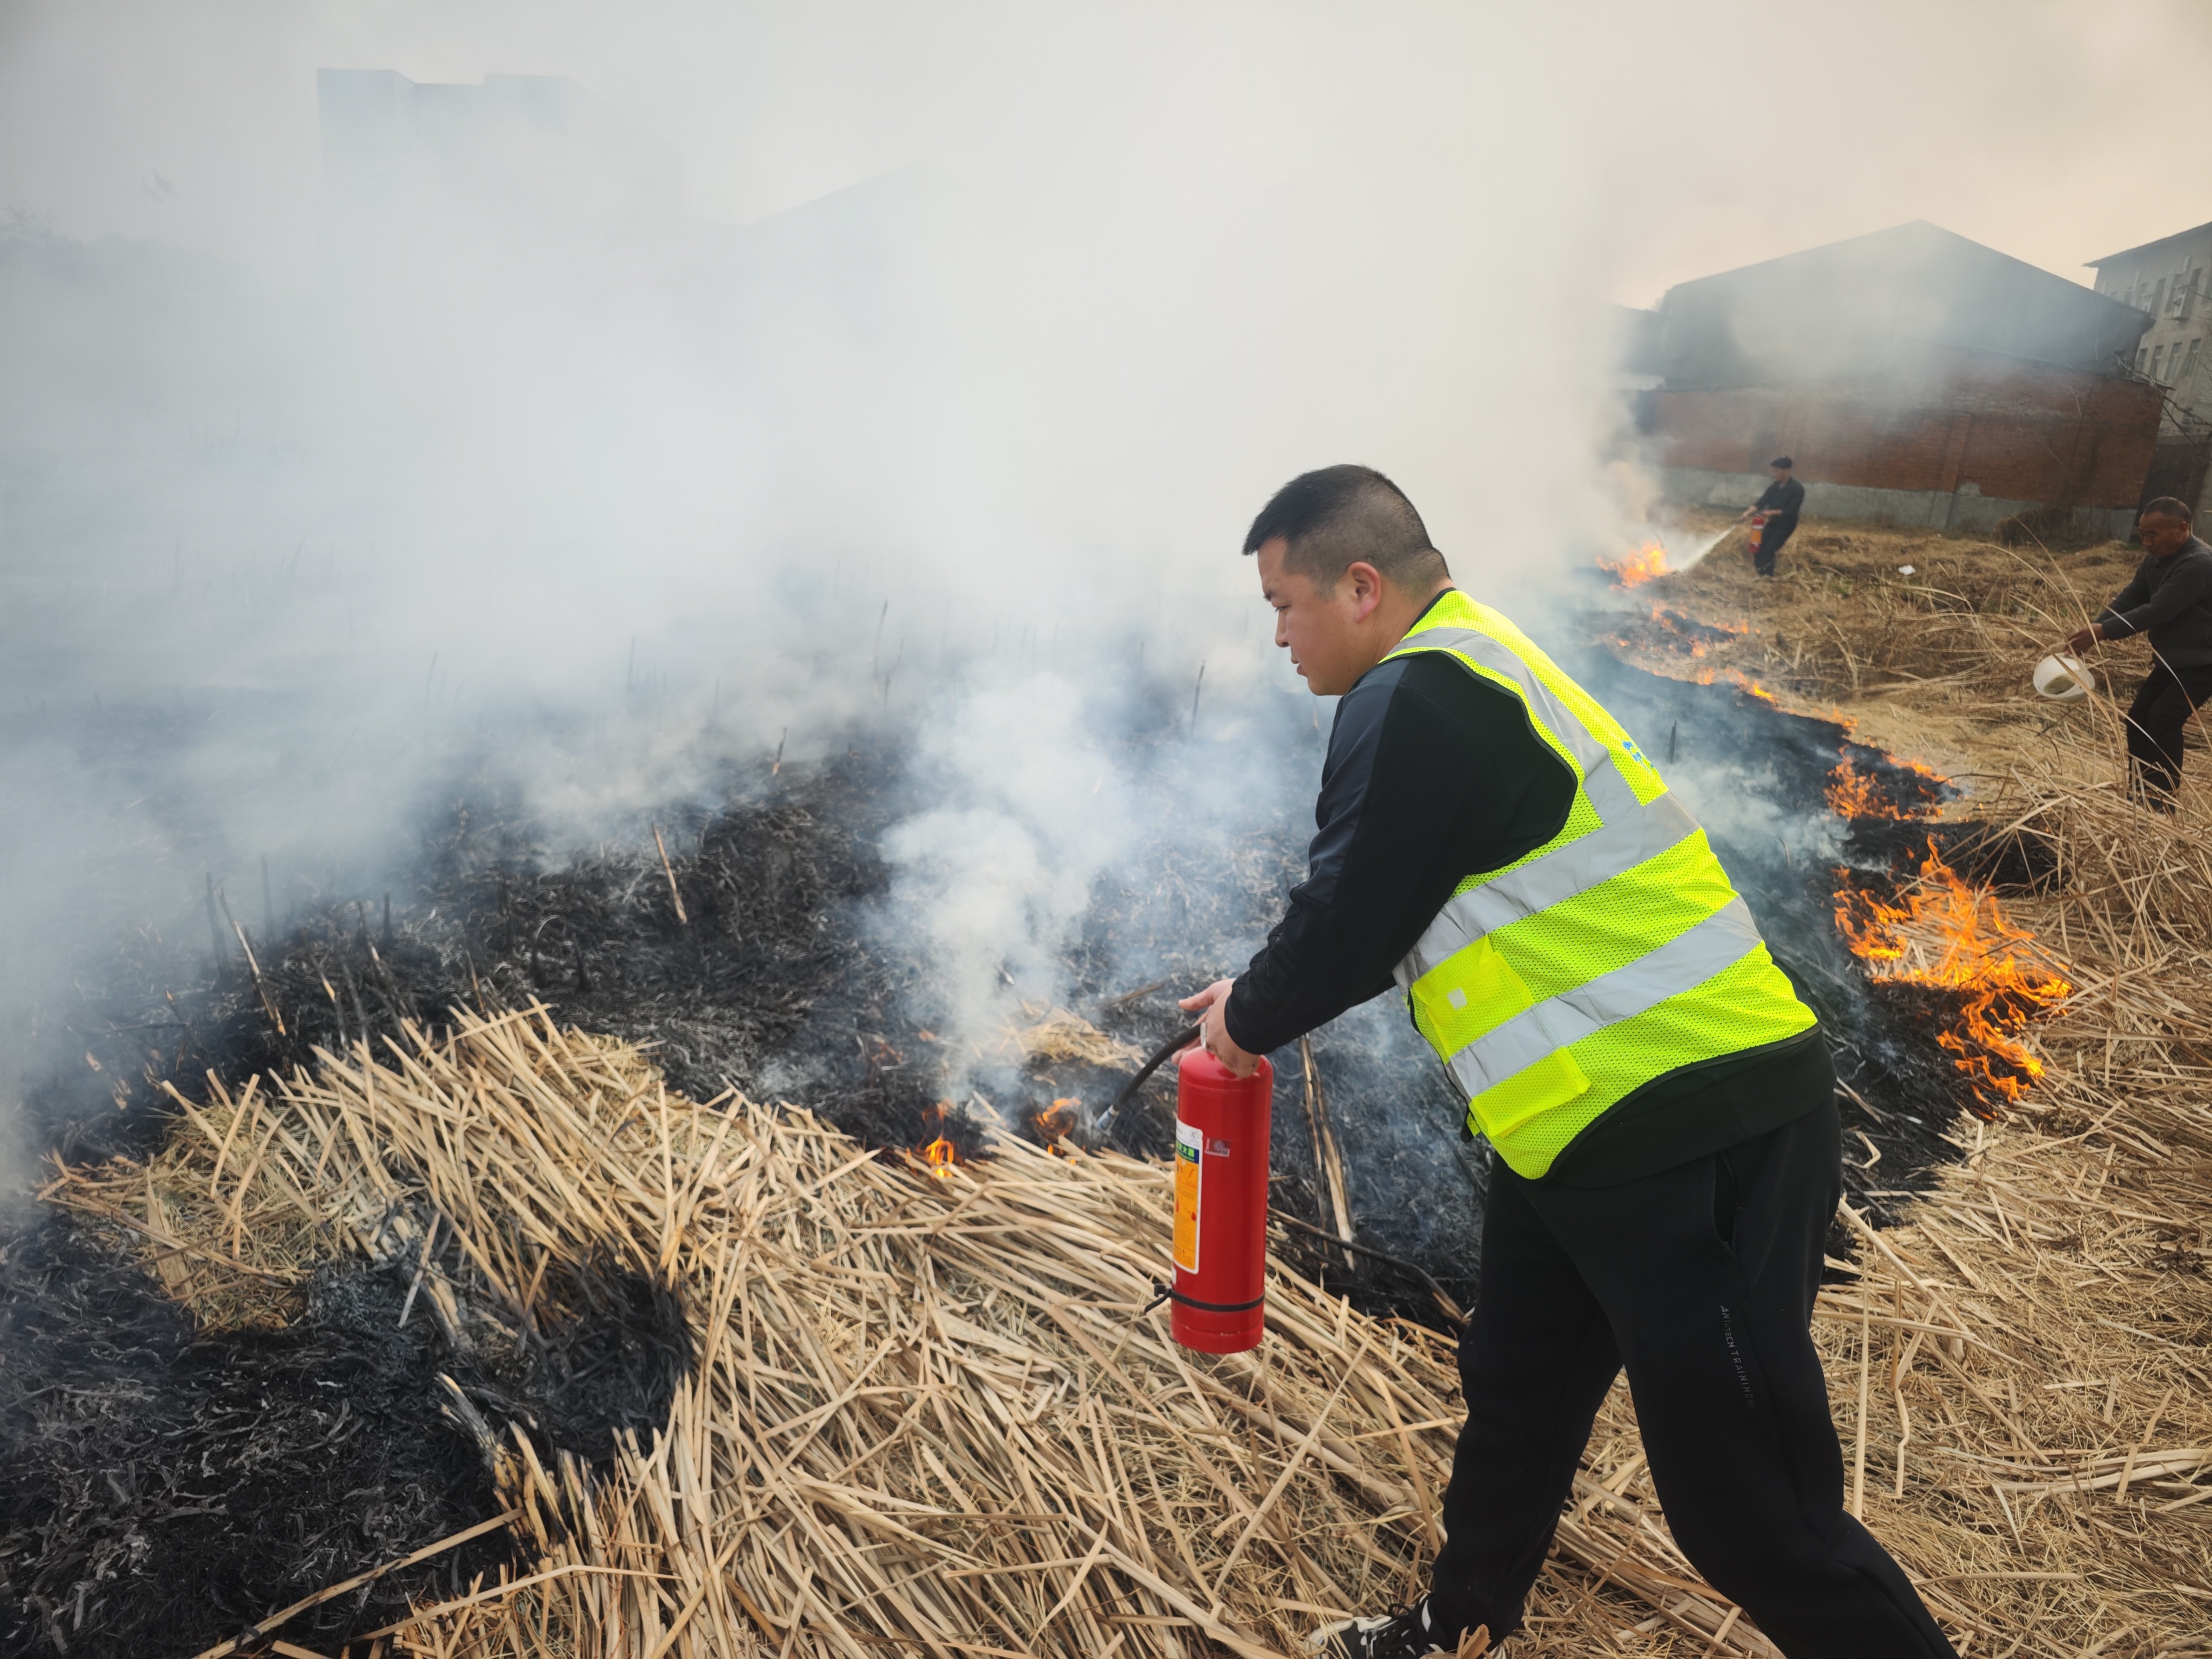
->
[1345, 561, 1386, 622]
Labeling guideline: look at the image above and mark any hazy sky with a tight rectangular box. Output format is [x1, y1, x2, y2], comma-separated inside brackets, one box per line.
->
[3, 1, 2206, 304]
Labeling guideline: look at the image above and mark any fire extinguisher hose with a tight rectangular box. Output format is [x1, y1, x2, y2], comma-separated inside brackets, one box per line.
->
[1087, 1023, 1201, 1147]
[1265, 1209, 1469, 1326]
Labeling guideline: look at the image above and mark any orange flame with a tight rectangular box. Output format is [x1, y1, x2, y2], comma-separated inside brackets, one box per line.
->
[1825, 763, 1883, 819]
[1724, 669, 1776, 704]
[919, 1100, 960, 1178]
[1825, 756, 1944, 821]
[1834, 845, 2071, 1112]
[1649, 608, 1719, 657]
[1034, 1097, 1080, 1152]
[1599, 541, 1670, 588]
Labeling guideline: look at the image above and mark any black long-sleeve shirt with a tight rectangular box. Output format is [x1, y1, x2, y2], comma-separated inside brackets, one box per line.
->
[2098, 535, 2212, 668]
[1223, 648, 1574, 1054]
[1754, 476, 1805, 529]
[1225, 597, 1827, 1185]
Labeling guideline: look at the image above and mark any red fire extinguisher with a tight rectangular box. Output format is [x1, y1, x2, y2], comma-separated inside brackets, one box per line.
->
[1746, 511, 1768, 562]
[1170, 1045, 1273, 1353]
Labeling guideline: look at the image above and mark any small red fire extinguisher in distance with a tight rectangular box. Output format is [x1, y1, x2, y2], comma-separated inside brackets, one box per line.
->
[1170, 1045, 1273, 1353]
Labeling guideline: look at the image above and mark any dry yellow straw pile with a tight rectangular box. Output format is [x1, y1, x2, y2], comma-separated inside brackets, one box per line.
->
[80, 987, 2211, 1658]
[50, 1008, 1785, 1658]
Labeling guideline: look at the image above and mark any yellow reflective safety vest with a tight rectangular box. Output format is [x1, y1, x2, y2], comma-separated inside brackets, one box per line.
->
[1387, 590, 1815, 1179]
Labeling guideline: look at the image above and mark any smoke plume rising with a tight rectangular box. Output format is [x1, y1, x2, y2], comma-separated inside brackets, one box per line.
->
[1, 1, 2201, 1164]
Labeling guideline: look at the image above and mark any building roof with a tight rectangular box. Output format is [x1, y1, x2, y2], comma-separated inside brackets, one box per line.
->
[2086, 219, 2212, 268]
[1655, 220, 2149, 387]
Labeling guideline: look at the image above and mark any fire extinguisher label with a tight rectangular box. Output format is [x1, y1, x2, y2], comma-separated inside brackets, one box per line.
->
[1172, 1122, 1202, 1273]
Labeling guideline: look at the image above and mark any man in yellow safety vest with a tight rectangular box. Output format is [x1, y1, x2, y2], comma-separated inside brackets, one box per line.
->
[1179, 466, 1954, 1659]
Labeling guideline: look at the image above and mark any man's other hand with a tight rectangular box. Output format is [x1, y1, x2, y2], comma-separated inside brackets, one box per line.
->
[2065, 622, 2104, 655]
[1178, 979, 1261, 1078]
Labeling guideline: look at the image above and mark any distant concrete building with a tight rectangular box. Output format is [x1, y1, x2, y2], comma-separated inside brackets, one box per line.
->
[2086, 222, 2212, 515]
[2087, 224, 2212, 396]
[1630, 221, 2160, 538]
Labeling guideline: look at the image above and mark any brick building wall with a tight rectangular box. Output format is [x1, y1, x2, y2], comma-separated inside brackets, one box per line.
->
[1639, 346, 2161, 512]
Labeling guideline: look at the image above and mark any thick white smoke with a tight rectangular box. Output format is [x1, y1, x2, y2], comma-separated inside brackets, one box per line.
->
[880, 673, 1136, 1089]
[0, 0, 2202, 1162]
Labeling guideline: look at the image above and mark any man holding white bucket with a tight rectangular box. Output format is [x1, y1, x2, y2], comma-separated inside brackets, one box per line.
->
[2066, 496, 2212, 810]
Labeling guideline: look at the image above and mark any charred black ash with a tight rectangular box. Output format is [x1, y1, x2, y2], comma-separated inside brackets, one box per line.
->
[1845, 813, 2063, 895]
[1574, 651, 2009, 1231]
[5, 761, 905, 1654]
[1, 1199, 694, 1655]
[0, 1216, 507, 1657]
[415, 748, 959, 1152]
[462, 1252, 697, 1459]
[27, 746, 980, 1169]
[1602, 603, 1751, 667]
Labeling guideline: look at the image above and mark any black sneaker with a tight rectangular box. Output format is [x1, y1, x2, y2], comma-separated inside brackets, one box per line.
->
[1305, 1599, 1486, 1658]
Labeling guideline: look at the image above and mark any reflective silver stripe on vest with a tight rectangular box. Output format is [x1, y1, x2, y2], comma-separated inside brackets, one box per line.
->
[1577, 750, 1645, 824]
[1396, 624, 1647, 826]
[1395, 790, 1703, 983]
[1394, 623, 1616, 772]
[1438, 898, 1768, 1096]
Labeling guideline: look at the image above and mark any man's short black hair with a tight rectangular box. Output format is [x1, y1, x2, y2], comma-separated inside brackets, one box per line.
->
[2142, 495, 2194, 523]
[1770, 456, 1794, 470]
[1242, 464, 1450, 592]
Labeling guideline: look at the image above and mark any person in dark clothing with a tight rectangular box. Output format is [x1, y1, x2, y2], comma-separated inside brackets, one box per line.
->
[1179, 465, 1954, 1659]
[2066, 496, 2212, 810]
[1737, 456, 1804, 577]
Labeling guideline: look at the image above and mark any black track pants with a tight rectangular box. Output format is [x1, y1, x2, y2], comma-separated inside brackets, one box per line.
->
[1426, 1095, 1955, 1658]
[2122, 658, 2212, 807]
[1753, 516, 1796, 576]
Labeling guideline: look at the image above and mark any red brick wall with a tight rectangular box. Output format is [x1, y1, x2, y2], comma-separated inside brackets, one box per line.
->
[1640, 347, 2162, 508]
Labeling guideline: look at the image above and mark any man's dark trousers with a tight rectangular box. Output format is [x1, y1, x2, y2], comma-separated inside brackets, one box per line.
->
[1426, 1088, 1957, 1657]
[2123, 658, 2212, 807]
[1754, 518, 1796, 576]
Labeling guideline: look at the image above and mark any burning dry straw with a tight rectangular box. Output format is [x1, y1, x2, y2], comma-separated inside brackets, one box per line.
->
[1599, 540, 1672, 588]
[1833, 837, 2074, 1114]
[35, 520, 2212, 1654]
[1786, 725, 2212, 1657]
[41, 761, 2212, 1655]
